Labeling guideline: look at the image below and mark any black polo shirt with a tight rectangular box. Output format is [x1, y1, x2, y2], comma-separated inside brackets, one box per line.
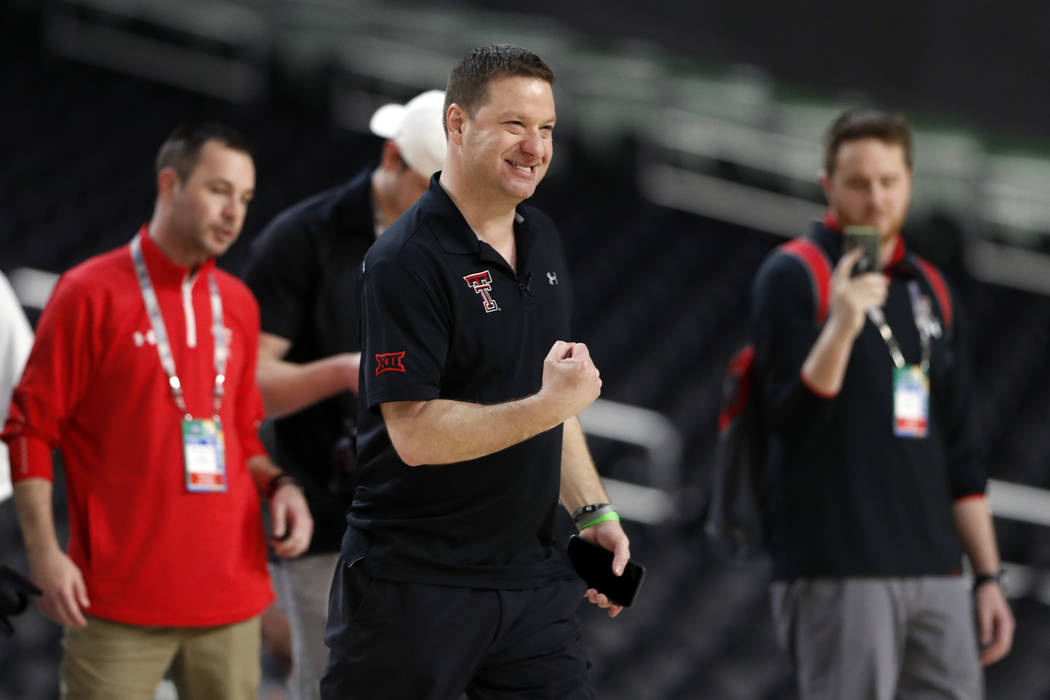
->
[242, 168, 376, 554]
[347, 175, 576, 589]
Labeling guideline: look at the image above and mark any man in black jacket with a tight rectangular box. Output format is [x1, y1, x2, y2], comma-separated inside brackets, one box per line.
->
[321, 44, 629, 700]
[751, 108, 1014, 699]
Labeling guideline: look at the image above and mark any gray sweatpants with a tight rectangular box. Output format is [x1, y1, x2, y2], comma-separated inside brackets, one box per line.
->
[770, 577, 983, 700]
[272, 553, 341, 700]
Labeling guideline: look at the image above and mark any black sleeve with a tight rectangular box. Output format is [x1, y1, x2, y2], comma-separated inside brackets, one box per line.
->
[359, 255, 450, 411]
[938, 287, 987, 498]
[241, 216, 317, 341]
[750, 252, 839, 439]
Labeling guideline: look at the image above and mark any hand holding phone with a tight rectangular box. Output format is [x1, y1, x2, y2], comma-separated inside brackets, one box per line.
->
[567, 535, 646, 608]
[843, 225, 881, 276]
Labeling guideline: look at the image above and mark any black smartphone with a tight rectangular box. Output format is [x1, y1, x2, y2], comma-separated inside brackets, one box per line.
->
[566, 535, 646, 607]
[843, 225, 881, 276]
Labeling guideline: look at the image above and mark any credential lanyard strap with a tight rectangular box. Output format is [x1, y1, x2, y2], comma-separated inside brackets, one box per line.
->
[866, 280, 931, 372]
[130, 234, 227, 420]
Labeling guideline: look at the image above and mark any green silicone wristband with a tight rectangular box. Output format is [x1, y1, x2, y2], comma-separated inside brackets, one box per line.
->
[578, 510, 620, 530]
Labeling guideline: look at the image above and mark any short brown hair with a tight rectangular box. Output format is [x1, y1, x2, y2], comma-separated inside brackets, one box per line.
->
[823, 108, 912, 175]
[444, 44, 555, 132]
[155, 123, 253, 182]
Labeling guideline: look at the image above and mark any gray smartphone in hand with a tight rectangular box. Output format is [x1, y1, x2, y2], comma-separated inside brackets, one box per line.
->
[843, 225, 881, 276]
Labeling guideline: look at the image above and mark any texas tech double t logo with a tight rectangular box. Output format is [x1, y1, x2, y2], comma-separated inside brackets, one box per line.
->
[463, 270, 500, 313]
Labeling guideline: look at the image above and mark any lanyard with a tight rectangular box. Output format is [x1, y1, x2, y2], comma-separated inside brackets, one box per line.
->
[866, 280, 932, 372]
[130, 234, 228, 421]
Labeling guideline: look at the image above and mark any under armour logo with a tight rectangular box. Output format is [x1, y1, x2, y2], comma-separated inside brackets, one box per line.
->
[463, 270, 500, 313]
[546, 272, 558, 286]
[133, 330, 157, 347]
[375, 351, 407, 376]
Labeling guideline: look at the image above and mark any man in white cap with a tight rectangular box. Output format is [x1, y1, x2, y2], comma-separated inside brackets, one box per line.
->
[240, 89, 446, 700]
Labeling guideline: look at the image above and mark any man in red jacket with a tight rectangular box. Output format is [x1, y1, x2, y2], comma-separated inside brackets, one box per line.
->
[2, 123, 313, 699]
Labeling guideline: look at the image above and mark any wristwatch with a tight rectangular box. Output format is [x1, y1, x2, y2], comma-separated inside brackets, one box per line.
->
[571, 503, 610, 524]
[973, 569, 1006, 594]
[267, 472, 300, 498]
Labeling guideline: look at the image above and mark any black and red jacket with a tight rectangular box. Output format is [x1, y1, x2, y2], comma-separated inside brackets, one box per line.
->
[750, 217, 985, 580]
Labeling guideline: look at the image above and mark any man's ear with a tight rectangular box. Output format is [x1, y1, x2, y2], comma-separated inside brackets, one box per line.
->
[379, 140, 405, 172]
[157, 168, 180, 203]
[446, 104, 466, 146]
[818, 171, 831, 201]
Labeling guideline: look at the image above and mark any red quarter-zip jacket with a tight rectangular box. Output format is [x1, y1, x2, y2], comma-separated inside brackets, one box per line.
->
[3, 227, 273, 626]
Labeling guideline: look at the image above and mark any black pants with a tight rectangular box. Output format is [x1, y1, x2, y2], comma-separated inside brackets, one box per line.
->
[321, 558, 594, 700]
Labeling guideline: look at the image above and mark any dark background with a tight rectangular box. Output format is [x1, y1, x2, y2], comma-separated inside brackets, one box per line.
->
[2, 1, 1050, 698]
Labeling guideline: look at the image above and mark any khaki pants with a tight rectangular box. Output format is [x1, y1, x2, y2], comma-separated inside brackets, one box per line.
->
[61, 614, 261, 700]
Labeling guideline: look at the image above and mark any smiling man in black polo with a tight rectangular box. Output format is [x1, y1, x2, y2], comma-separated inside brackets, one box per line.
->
[320, 45, 630, 700]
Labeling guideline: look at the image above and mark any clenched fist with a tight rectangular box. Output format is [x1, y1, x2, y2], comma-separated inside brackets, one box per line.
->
[539, 341, 602, 422]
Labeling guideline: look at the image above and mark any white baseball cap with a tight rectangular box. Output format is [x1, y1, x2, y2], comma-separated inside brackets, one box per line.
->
[369, 89, 447, 179]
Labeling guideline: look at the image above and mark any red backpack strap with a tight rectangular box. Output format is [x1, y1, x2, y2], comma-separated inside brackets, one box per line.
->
[718, 345, 755, 431]
[779, 238, 832, 325]
[913, 256, 954, 331]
